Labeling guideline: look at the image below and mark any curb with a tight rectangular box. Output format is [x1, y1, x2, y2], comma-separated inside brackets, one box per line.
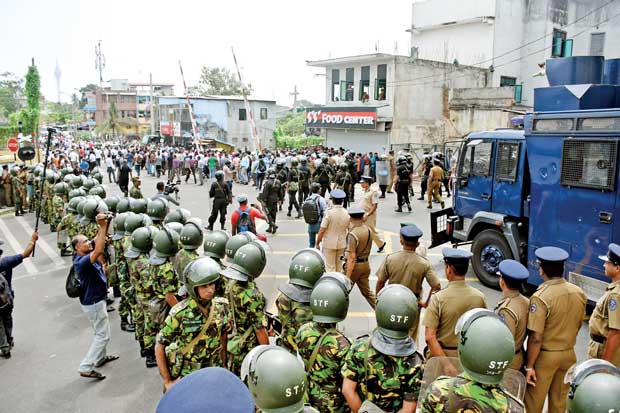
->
[0, 207, 15, 217]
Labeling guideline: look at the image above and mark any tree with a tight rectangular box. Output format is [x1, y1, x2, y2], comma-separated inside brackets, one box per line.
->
[79, 83, 98, 107]
[195, 66, 252, 96]
[21, 59, 41, 135]
[276, 111, 306, 137]
[96, 100, 137, 140]
[0, 72, 24, 119]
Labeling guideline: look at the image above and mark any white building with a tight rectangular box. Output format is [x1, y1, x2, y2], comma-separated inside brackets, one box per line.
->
[410, 0, 620, 108]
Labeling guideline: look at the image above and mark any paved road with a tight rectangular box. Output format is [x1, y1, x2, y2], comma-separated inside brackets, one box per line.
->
[0, 172, 592, 412]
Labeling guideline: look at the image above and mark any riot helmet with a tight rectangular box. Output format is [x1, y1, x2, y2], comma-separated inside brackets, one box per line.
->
[203, 230, 230, 260]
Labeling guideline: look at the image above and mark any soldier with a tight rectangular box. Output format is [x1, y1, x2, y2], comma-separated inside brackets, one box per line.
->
[345, 152, 358, 201]
[276, 249, 325, 353]
[50, 182, 68, 233]
[207, 171, 231, 231]
[343, 207, 376, 309]
[203, 230, 229, 268]
[10, 167, 24, 216]
[588, 243, 620, 366]
[57, 197, 80, 256]
[147, 198, 169, 230]
[286, 158, 302, 218]
[130, 197, 148, 214]
[427, 159, 445, 209]
[220, 241, 270, 374]
[163, 207, 190, 226]
[155, 257, 230, 391]
[89, 185, 106, 199]
[312, 155, 333, 197]
[129, 177, 143, 199]
[146, 227, 181, 368]
[494, 259, 530, 370]
[342, 285, 424, 412]
[81, 199, 106, 240]
[1, 164, 12, 207]
[394, 156, 412, 212]
[174, 219, 203, 285]
[424, 248, 486, 358]
[315, 189, 349, 272]
[225, 232, 257, 262]
[275, 159, 288, 211]
[375, 225, 441, 340]
[565, 359, 620, 412]
[110, 213, 135, 333]
[418, 154, 432, 201]
[260, 169, 281, 234]
[333, 164, 352, 208]
[296, 272, 352, 412]
[241, 345, 319, 412]
[298, 155, 311, 206]
[359, 176, 386, 252]
[419, 309, 525, 413]
[524, 246, 587, 413]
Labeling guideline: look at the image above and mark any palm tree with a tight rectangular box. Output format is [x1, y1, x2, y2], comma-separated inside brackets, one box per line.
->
[96, 100, 137, 142]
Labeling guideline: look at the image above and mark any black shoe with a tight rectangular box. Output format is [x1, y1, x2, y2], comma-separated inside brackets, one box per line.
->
[377, 242, 386, 253]
[106, 305, 115, 312]
[286, 211, 291, 217]
[207, 224, 214, 231]
[272, 225, 278, 234]
[106, 298, 114, 305]
[417, 197, 424, 200]
[296, 211, 303, 219]
[427, 205, 432, 209]
[140, 343, 147, 358]
[441, 202, 445, 208]
[145, 352, 157, 368]
[446, 193, 451, 198]
[113, 286, 121, 298]
[0, 351, 10, 359]
[50, 228, 56, 233]
[220, 223, 225, 230]
[407, 204, 412, 212]
[394, 208, 402, 212]
[379, 195, 385, 198]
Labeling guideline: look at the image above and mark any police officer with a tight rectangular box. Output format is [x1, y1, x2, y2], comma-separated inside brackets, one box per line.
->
[275, 159, 288, 211]
[589, 243, 620, 366]
[359, 176, 386, 252]
[155, 258, 230, 391]
[427, 159, 445, 209]
[286, 158, 302, 218]
[174, 219, 203, 284]
[207, 170, 231, 231]
[495, 259, 530, 370]
[203, 229, 229, 268]
[375, 225, 441, 340]
[260, 169, 281, 233]
[342, 285, 424, 413]
[424, 248, 486, 358]
[129, 177, 143, 199]
[313, 155, 333, 197]
[10, 167, 24, 216]
[343, 207, 376, 309]
[296, 272, 352, 412]
[394, 156, 412, 212]
[298, 155, 311, 206]
[81, 198, 107, 240]
[419, 309, 525, 413]
[276, 249, 325, 353]
[241, 345, 319, 412]
[333, 164, 352, 208]
[315, 189, 349, 272]
[524, 246, 586, 413]
[220, 241, 270, 374]
[224, 232, 257, 262]
[147, 198, 168, 230]
[564, 359, 620, 413]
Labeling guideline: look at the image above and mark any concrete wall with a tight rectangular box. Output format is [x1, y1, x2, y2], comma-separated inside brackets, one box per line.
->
[226, 100, 277, 151]
[325, 129, 389, 154]
[449, 86, 516, 136]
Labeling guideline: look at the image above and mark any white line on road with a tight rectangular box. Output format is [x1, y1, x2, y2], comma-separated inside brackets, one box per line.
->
[16, 216, 66, 267]
[12, 262, 71, 282]
[0, 218, 38, 274]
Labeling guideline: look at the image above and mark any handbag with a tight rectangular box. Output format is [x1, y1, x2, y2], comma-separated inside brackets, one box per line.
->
[65, 265, 82, 298]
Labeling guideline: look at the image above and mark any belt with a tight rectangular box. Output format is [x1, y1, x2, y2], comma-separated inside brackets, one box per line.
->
[355, 258, 369, 263]
[440, 343, 457, 350]
[432, 179, 441, 182]
[590, 334, 606, 344]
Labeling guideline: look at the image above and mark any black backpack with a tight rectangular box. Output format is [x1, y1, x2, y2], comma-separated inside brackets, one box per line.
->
[0, 272, 13, 310]
[236, 208, 256, 234]
[65, 265, 82, 298]
[258, 160, 266, 172]
[302, 195, 321, 224]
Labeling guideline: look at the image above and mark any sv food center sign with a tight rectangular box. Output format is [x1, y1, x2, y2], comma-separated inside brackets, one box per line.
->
[305, 107, 377, 130]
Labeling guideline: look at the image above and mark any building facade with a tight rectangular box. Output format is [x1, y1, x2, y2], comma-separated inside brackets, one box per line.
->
[95, 89, 138, 136]
[410, 0, 620, 108]
[307, 53, 489, 152]
[129, 82, 174, 136]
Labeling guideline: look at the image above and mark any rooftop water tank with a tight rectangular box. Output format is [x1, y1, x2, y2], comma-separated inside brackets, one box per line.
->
[546, 56, 604, 86]
[604, 59, 620, 85]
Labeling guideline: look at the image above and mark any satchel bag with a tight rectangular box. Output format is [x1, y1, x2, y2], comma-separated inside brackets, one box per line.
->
[65, 265, 82, 298]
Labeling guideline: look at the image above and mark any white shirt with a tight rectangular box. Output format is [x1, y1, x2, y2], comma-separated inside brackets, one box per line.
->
[105, 157, 114, 168]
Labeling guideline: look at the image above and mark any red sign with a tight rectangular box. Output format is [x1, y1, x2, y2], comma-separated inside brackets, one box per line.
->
[160, 123, 172, 135]
[305, 107, 377, 130]
[7, 138, 18, 153]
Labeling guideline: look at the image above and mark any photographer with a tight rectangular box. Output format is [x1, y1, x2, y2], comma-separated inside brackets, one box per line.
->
[72, 213, 118, 380]
[152, 181, 180, 206]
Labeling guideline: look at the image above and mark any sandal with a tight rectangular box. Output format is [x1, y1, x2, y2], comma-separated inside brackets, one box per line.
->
[95, 355, 119, 368]
[79, 370, 106, 380]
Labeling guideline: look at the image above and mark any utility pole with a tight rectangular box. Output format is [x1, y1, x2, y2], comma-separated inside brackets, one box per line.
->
[231, 47, 262, 152]
[149, 73, 155, 135]
[289, 85, 299, 108]
[95, 40, 105, 89]
[178, 60, 200, 151]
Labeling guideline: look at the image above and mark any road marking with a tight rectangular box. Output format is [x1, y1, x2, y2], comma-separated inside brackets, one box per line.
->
[16, 217, 65, 266]
[12, 262, 71, 282]
[0, 218, 38, 274]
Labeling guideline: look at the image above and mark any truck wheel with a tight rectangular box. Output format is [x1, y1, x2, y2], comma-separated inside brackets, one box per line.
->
[471, 229, 513, 289]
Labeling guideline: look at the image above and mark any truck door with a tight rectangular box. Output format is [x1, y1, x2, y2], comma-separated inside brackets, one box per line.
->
[454, 139, 495, 217]
[492, 141, 524, 217]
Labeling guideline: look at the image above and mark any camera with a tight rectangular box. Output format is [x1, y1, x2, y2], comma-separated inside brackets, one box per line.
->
[164, 181, 179, 196]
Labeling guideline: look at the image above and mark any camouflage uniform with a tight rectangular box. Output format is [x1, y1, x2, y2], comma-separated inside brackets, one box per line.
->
[276, 292, 313, 353]
[226, 279, 267, 374]
[50, 195, 65, 230]
[127, 251, 151, 343]
[342, 337, 424, 412]
[174, 249, 199, 284]
[145, 260, 179, 350]
[296, 322, 351, 412]
[11, 174, 24, 213]
[419, 374, 524, 413]
[32, 179, 41, 214]
[129, 186, 143, 199]
[43, 181, 53, 221]
[156, 297, 230, 379]
[58, 212, 77, 238]
[112, 238, 132, 320]
[83, 221, 99, 240]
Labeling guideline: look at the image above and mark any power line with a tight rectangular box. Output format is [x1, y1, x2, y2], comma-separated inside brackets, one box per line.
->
[389, 0, 617, 87]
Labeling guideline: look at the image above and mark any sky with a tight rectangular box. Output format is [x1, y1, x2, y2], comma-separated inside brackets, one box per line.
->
[1, 0, 414, 106]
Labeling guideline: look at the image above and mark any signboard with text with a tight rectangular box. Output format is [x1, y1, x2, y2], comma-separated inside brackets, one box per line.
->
[305, 107, 377, 130]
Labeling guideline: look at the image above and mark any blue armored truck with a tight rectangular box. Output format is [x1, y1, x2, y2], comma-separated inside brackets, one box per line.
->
[431, 56, 620, 303]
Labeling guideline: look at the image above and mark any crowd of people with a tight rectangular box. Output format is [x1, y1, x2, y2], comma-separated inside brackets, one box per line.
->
[0, 134, 619, 413]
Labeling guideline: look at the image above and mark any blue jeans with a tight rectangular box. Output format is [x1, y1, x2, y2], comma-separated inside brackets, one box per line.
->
[308, 221, 321, 248]
[79, 300, 110, 372]
[209, 167, 216, 178]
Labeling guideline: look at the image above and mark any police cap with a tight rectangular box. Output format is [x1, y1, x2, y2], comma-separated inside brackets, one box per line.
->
[497, 259, 529, 283]
[534, 246, 569, 264]
[361, 175, 373, 183]
[330, 189, 346, 200]
[442, 248, 472, 265]
[400, 225, 423, 242]
[348, 206, 365, 218]
[599, 243, 620, 265]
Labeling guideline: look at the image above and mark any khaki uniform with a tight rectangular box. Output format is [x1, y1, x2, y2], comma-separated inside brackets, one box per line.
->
[1, 170, 12, 207]
[588, 280, 620, 367]
[427, 165, 444, 207]
[524, 278, 586, 413]
[345, 222, 375, 309]
[360, 185, 383, 248]
[494, 291, 529, 370]
[423, 280, 486, 357]
[319, 205, 349, 272]
[386, 154, 395, 193]
[376, 250, 440, 339]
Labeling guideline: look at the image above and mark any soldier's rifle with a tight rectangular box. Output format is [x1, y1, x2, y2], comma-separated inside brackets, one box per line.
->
[33, 128, 55, 257]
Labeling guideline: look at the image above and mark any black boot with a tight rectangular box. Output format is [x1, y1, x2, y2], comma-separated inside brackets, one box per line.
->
[120, 316, 130, 331]
[296, 210, 303, 219]
[139, 341, 147, 358]
[286, 210, 291, 217]
[145, 350, 158, 368]
[394, 207, 402, 212]
[207, 222, 214, 231]
[113, 285, 121, 298]
[407, 204, 412, 212]
[220, 222, 225, 230]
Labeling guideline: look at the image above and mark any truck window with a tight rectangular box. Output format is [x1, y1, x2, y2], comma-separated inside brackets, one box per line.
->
[472, 141, 493, 177]
[460, 145, 473, 176]
[495, 142, 519, 182]
[561, 139, 618, 191]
